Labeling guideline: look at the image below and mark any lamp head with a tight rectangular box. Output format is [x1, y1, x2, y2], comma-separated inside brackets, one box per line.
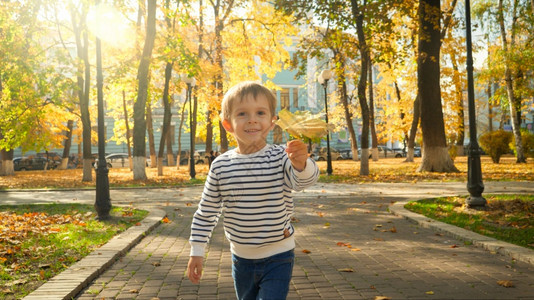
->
[320, 69, 333, 81]
[182, 74, 195, 86]
[317, 69, 332, 86]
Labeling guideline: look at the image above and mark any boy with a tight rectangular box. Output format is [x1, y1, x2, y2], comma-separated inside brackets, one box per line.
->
[187, 81, 320, 299]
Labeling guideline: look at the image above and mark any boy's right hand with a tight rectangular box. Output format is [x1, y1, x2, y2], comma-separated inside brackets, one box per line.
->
[187, 256, 203, 284]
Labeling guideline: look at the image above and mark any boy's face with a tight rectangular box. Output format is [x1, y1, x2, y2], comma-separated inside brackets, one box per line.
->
[222, 93, 276, 154]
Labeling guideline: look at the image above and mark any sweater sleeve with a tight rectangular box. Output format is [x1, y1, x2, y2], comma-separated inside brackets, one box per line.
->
[189, 169, 223, 257]
[283, 156, 319, 191]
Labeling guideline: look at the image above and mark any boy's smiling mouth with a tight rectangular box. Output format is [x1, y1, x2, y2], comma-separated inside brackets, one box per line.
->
[245, 129, 261, 133]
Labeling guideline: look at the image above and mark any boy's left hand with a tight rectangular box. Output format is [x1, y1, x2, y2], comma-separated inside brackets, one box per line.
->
[285, 140, 308, 172]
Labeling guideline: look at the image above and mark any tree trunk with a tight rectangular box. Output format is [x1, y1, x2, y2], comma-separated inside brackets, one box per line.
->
[59, 119, 74, 169]
[0, 79, 14, 176]
[450, 51, 465, 156]
[417, 0, 458, 172]
[214, 13, 228, 153]
[368, 57, 378, 161]
[206, 110, 214, 153]
[192, 89, 198, 164]
[133, 0, 157, 180]
[405, 94, 420, 162]
[146, 101, 156, 168]
[487, 82, 493, 132]
[498, 0, 525, 163]
[336, 58, 359, 162]
[71, 6, 93, 181]
[351, 0, 370, 175]
[158, 62, 173, 176]
[177, 100, 186, 169]
[0, 149, 14, 176]
[123, 90, 133, 170]
[166, 129, 174, 166]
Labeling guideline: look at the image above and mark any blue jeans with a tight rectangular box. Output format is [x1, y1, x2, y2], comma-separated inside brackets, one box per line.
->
[232, 249, 295, 300]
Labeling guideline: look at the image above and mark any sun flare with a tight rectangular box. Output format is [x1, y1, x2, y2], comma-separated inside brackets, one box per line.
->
[87, 4, 135, 49]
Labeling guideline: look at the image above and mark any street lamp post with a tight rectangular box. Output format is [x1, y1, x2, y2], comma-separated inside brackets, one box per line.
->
[94, 10, 111, 220]
[318, 69, 333, 176]
[183, 76, 196, 179]
[465, 0, 486, 207]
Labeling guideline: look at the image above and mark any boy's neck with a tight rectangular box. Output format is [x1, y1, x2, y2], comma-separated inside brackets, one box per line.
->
[236, 142, 267, 154]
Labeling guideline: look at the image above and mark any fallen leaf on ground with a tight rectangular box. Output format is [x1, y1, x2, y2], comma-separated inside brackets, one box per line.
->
[497, 280, 514, 287]
[338, 268, 354, 272]
[425, 291, 434, 295]
[161, 217, 171, 223]
[351, 248, 361, 251]
[375, 296, 391, 300]
[302, 249, 311, 254]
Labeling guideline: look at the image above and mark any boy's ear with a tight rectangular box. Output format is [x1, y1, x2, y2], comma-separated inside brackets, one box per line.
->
[270, 116, 277, 130]
[222, 119, 234, 133]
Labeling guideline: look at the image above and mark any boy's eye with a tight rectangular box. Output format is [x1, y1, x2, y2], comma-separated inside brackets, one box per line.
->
[237, 112, 246, 116]
[258, 111, 266, 115]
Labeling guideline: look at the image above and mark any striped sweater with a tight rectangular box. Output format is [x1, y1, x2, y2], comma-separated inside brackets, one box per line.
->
[189, 144, 319, 259]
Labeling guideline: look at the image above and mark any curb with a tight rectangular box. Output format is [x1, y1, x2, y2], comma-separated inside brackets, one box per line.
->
[23, 207, 167, 300]
[389, 200, 534, 267]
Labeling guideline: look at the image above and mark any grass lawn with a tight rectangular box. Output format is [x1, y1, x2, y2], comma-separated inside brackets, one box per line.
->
[404, 194, 534, 250]
[0, 203, 147, 299]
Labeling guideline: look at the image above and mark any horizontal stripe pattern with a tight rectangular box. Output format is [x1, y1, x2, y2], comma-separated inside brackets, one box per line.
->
[189, 144, 319, 257]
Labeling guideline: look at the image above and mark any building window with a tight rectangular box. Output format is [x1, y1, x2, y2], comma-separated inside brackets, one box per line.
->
[293, 88, 298, 108]
[280, 88, 290, 109]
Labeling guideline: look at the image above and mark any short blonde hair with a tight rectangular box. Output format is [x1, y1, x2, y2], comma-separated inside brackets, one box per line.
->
[220, 81, 277, 121]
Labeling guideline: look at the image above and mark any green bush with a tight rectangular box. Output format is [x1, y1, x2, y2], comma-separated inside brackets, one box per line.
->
[479, 130, 513, 163]
[510, 130, 534, 158]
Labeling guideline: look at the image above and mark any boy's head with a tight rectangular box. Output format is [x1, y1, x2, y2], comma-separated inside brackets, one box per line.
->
[220, 81, 277, 122]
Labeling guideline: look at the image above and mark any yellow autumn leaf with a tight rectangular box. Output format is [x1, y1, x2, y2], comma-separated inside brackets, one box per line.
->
[497, 280, 514, 287]
[275, 109, 334, 140]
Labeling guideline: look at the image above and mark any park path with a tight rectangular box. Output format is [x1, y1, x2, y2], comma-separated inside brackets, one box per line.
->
[3, 182, 533, 299]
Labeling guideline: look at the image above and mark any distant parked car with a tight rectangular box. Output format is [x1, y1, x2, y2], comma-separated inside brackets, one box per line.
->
[414, 147, 422, 157]
[337, 148, 362, 160]
[337, 148, 353, 160]
[95, 153, 129, 168]
[37, 152, 62, 163]
[367, 146, 402, 158]
[310, 147, 343, 161]
[392, 148, 406, 158]
[14, 156, 58, 171]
